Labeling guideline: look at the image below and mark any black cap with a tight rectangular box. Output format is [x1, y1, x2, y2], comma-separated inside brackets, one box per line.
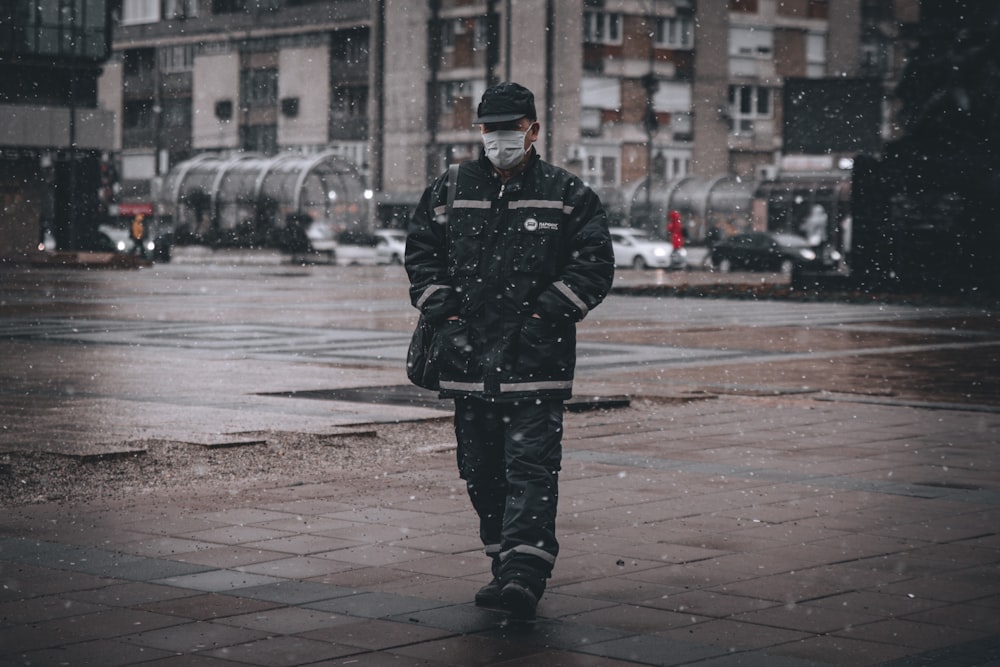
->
[473, 82, 537, 125]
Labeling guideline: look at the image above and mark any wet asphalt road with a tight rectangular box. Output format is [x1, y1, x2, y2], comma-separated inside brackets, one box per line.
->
[1, 252, 997, 457]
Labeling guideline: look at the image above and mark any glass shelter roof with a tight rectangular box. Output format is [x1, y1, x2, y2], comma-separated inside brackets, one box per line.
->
[158, 152, 369, 235]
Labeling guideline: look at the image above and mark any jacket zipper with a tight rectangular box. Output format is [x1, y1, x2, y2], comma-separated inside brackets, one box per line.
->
[485, 180, 509, 395]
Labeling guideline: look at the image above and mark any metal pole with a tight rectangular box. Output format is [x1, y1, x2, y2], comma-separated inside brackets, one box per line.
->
[486, 0, 500, 87]
[505, 0, 512, 82]
[68, 64, 78, 249]
[544, 0, 554, 162]
[426, 0, 442, 177]
[643, 6, 657, 230]
[154, 50, 162, 178]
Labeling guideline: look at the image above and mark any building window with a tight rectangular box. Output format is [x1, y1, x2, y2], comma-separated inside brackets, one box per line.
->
[440, 17, 458, 51]
[240, 68, 278, 107]
[438, 80, 467, 114]
[240, 124, 277, 154]
[807, 0, 829, 20]
[728, 85, 771, 134]
[161, 97, 191, 128]
[806, 32, 827, 77]
[123, 99, 153, 129]
[583, 11, 622, 45]
[730, 26, 772, 57]
[159, 44, 195, 73]
[163, 0, 198, 19]
[582, 148, 619, 187]
[655, 16, 694, 49]
[122, 0, 158, 24]
[332, 86, 366, 118]
[124, 47, 156, 77]
[670, 112, 693, 141]
[5, 0, 110, 59]
[473, 16, 489, 50]
[212, 0, 247, 13]
[331, 30, 369, 65]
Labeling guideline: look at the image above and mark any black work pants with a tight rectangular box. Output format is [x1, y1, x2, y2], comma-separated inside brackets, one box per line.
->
[454, 396, 563, 591]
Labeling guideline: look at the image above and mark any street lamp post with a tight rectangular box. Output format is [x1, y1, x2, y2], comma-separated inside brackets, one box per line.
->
[68, 63, 78, 249]
[641, 8, 659, 231]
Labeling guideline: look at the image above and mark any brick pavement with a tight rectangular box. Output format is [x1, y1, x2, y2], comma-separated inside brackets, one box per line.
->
[2, 394, 999, 666]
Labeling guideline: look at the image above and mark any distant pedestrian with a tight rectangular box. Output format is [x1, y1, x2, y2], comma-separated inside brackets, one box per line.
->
[405, 82, 615, 620]
[800, 204, 828, 246]
[705, 224, 721, 247]
[667, 209, 684, 250]
[131, 214, 145, 256]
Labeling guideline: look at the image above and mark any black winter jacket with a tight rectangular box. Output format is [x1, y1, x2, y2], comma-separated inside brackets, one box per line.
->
[405, 152, 615, 401]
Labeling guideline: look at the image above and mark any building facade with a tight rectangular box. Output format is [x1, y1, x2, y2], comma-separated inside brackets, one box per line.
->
[0, 0, 116, 256]
[106, 0, 371, 206]
[96, 0, 915, 236]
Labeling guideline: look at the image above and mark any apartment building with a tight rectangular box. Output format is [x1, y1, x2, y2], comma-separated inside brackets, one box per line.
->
[107, 0, 371, 204]
[98, 0, 913, 233]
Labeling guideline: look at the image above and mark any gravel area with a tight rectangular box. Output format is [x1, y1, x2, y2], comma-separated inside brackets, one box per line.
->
[0, 418, 456, 508]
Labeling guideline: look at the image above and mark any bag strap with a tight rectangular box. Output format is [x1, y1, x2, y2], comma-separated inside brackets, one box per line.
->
[446, 163, 459, 220]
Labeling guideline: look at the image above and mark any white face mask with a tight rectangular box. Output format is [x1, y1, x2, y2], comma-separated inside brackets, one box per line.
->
[482, 130, 528, 170]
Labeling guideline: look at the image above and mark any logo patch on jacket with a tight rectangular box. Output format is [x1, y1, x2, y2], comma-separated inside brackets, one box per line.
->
[524, 217, 559, 232]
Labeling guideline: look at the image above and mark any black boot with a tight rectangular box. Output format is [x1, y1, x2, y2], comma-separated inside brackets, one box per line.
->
[500, 579, 538, 620]
[475, 578, 503, 608]
[474, 556, 504, 608]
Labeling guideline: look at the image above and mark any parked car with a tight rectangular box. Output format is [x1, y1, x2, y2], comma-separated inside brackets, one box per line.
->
[334, 229, 380, 265]
[609, 226, 685, 270]
[374, 229, 406, 264]
[704, 231, 841, 274]
[305, 219, 337, 254]
[95, 224, 173, 261]
[96, 224, 136, 254]
[302, 224, 400, 265]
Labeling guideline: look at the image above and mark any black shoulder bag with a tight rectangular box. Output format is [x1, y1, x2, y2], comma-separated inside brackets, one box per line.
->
[406, 164, 459, 391]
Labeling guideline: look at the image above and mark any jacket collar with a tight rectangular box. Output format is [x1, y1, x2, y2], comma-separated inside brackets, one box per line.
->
[477, 149, 540, 185]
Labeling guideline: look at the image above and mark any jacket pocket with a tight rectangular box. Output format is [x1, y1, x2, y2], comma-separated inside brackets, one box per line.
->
[437, 318, 476, 379]
[516, 317, 573, 378]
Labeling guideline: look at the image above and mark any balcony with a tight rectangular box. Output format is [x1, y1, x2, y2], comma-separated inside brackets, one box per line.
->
[123, 74, 156, 98]
[729, 56, 777, 80]
[727, 118, 776, 150]
[581, 108, 603, 137]
[330, 59, 369, 83]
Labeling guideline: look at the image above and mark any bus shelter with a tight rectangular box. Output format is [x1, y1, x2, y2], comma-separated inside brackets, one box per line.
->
[157, 152, 369, 247]
[629, 176, 757, 242]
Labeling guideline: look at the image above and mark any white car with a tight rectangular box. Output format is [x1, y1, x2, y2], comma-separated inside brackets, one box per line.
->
[609, 226, 685, 270]
[305, 219, 337, 253]
[374, 229, 406, 264]
[97, 224, 137, 253]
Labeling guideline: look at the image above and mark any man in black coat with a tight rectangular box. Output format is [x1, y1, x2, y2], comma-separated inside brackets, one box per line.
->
[405, 82, 614, 619]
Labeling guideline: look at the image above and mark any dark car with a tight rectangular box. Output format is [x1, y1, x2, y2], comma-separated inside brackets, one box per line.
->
[704, 231, 841, 274]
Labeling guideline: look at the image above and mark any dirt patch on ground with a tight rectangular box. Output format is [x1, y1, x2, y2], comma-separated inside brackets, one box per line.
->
[0, 419, 456, 508]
